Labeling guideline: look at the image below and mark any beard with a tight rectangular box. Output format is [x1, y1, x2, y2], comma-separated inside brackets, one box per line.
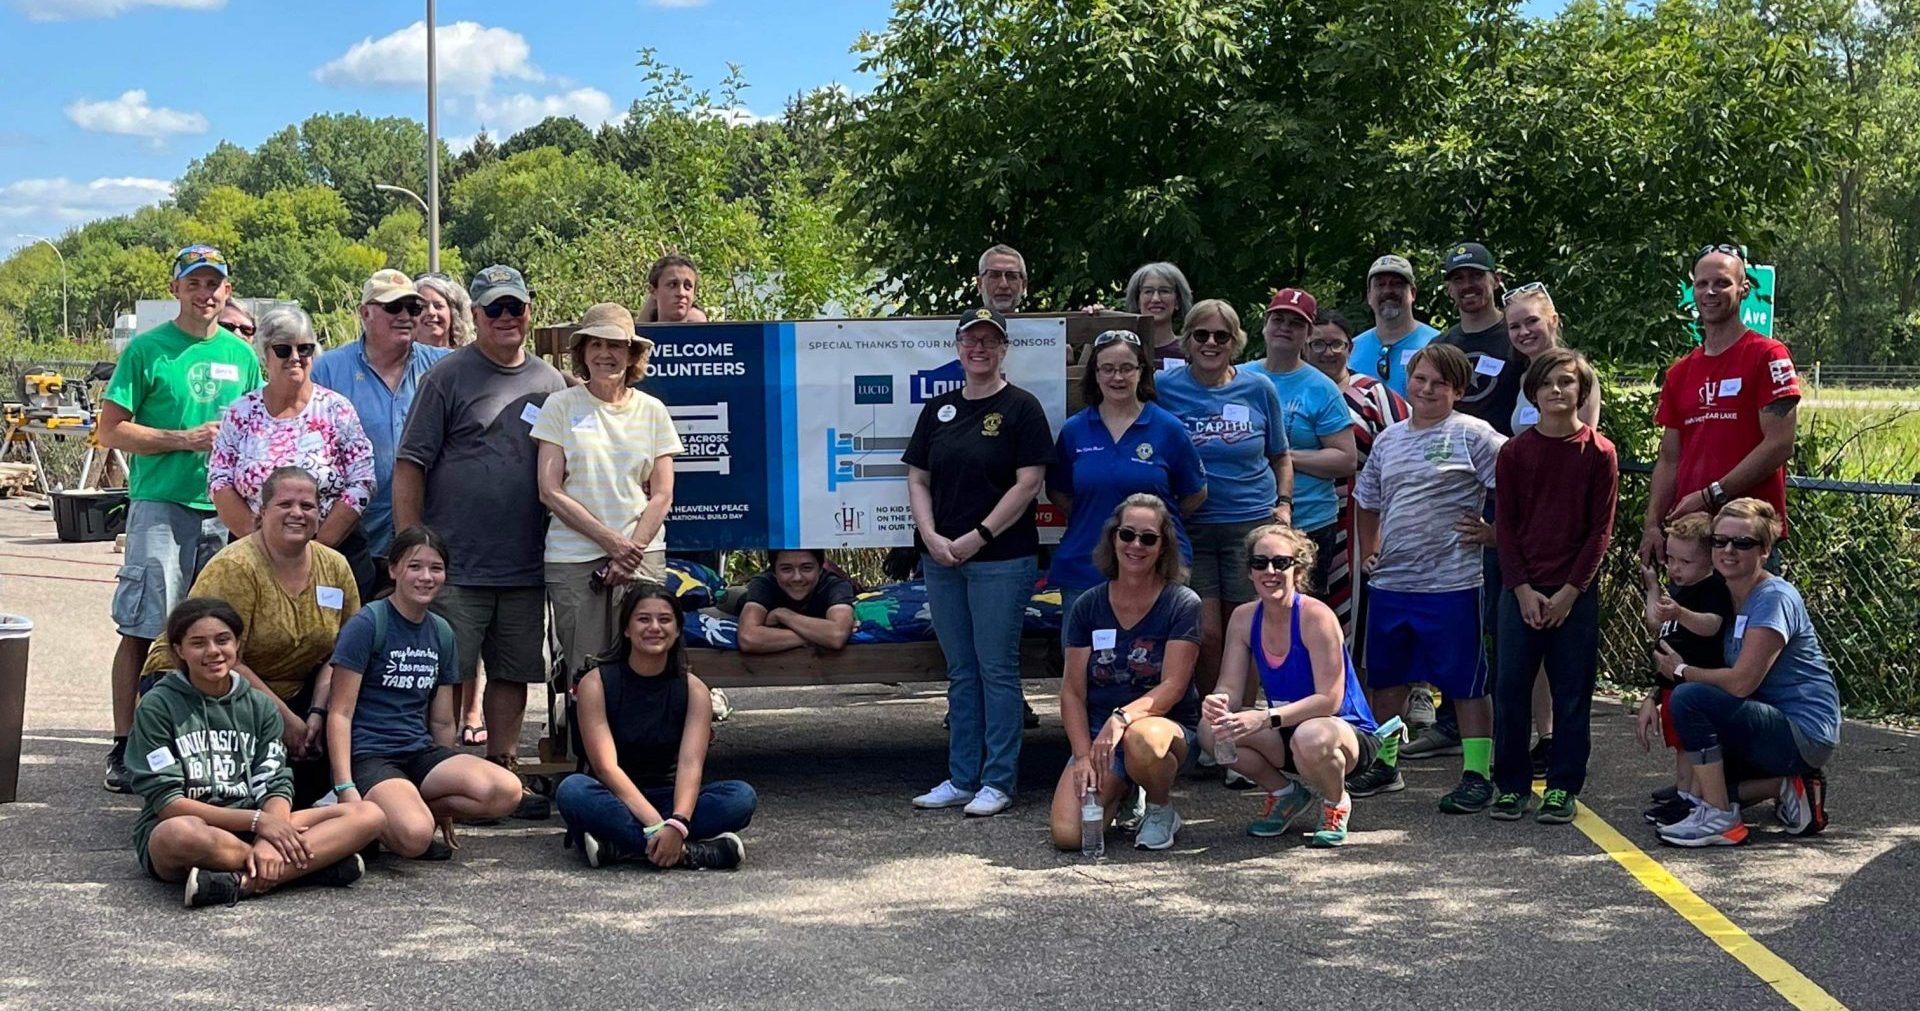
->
[1376, 302, 1405, 324]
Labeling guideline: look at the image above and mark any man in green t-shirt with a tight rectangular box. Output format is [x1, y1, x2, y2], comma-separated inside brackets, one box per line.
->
[98, 244, 263, 794]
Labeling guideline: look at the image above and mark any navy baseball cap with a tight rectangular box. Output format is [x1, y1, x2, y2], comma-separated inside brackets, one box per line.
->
[1442, 242, 1498, 275]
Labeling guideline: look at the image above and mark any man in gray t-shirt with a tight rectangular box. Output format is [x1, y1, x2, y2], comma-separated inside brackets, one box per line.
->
[393, 265, 566, 811]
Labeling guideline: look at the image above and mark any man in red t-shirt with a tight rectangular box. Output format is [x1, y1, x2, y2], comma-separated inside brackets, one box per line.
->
[1638, 245, 1800, 565]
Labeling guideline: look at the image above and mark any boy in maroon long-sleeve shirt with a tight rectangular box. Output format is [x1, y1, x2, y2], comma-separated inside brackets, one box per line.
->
[1489, 347, 1618, 823]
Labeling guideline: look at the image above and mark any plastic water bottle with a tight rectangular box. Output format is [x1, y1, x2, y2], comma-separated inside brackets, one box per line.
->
[1208, 692, 1238, 766]
[1080, 787, 1105, 859]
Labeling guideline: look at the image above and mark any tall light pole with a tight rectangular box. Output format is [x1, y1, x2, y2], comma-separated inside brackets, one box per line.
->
[15, 234, 68, 342]
[375, 183, 430, 216]
[426, 0, 441, 274]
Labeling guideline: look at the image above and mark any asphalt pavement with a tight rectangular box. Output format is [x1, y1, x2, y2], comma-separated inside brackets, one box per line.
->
[0, 499, 1913, 1011]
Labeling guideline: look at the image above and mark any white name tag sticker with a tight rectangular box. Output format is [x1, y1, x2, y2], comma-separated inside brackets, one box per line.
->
[316, 586, 345, 609]
[209, 363, 240, 382]
[572, 414, 598, 433]
[1475, 356, 1506, 377]
[1091, 628, 1118, 650]
[1719, 378, 1743, 397]
[1400, 349, 1416, 365]
[1516, 404, 1541, 426]
[1734, 615, 1749, 638]
[146, 748, 176, 772]
[520, 403, 542, 426]
[937, 404, 957, 423]
[1221, 404, 1250, 424]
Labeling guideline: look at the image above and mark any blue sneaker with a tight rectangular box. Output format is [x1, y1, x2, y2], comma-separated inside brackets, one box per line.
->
[1249, 785, 1314, 837]
[1308, 796, 1352, 848]
[1133, 803, 1182, 850]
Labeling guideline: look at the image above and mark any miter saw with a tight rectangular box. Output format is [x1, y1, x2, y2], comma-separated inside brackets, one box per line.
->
[5, 367, 91, 428]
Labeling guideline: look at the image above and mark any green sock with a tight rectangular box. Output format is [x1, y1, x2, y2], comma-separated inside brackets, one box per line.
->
[1376, 732, 1401, 768]
[1462, 737, 1492, 779]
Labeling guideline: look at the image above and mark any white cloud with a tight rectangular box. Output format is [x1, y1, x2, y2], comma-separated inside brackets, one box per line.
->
[474, 87, 618, 136]
[316, 20, 543, 95]
[64, 90, 208, 140]
[10, 0, 221, 21]
[0, 176, 173, 224]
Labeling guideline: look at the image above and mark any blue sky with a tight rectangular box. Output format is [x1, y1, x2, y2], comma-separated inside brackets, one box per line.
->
[1, 0, 1568, 257]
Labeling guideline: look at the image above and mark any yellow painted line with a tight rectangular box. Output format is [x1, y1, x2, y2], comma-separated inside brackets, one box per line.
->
[1561, 794, 1849, 1011]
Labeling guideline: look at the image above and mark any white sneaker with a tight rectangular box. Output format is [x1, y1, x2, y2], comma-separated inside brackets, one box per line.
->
[1195, 748, 1218, 768]
[1134, 803, 1182, 850]
[962, 785, 1012, 817]
[912, 780, 976, 809]
[708, 687, 733, 723]
[1407, 685, 1437, 730]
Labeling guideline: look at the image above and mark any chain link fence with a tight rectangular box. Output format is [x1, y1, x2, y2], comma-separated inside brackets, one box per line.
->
[1598, 463, 1920, 717]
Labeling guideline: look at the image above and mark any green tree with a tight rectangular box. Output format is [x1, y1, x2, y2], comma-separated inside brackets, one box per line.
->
[174, 141, 255, 213]
[445, 146, 642, 268]
[501, 116, 596, 159]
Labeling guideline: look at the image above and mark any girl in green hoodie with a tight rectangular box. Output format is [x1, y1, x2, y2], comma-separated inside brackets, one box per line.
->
[129, 597, 386, 908]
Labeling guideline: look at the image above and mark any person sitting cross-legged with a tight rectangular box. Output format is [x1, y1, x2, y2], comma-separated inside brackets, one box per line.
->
[736, 550, 856, 654]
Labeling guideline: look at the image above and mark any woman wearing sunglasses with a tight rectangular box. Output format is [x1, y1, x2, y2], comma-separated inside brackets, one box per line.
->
[1155, 301, 1291, 715]
[1652, 499, 1837, 846]
[1051, 495, 1202, 852]
[1503, 284, 1600, 435]
[1201, 525, 1379, 847]
[1048, 329, 1207, 624]
[209, 308, 375, 583]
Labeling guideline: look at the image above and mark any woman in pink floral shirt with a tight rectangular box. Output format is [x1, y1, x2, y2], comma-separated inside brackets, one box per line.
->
[210, 307, 376, 580]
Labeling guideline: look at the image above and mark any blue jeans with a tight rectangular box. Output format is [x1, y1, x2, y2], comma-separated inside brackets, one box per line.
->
[1667, 683, 1818, 781]
[554, 774, 757, 862]
[1493, 585, 1598, 795]
[923, 553, 1036, 795]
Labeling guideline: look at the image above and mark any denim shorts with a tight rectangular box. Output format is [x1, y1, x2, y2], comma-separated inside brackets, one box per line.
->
[1069, 722, 1200, 786]
[111, 500, 227, 640]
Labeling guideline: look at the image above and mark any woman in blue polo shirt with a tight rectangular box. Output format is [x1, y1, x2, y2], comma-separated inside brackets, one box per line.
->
[1241, 289, 1358, 595]
[1048, 330, 1207, 618]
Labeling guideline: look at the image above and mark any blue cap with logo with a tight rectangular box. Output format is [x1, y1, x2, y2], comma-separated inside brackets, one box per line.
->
[171, 244, 229, 280]
[468, 264, 532, 307]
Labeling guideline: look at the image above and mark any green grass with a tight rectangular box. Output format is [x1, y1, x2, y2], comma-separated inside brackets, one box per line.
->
[1801, 400, 1920, 483]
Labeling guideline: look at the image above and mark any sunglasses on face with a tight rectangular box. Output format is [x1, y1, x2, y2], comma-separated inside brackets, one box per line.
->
[1093, 329, 1143, 349]
[228, 323, 256, 338]
[1115, 527, 1161, 547]
[482, 300, 527, 319]
[1188, 328, 1234, 346]
[1248, 554, 1298, 573]
[1501, 281, 1549, 306]
[1709, 535, 1764, 552]
[380, 300, 425, 317]
[269, 342, 318, 360]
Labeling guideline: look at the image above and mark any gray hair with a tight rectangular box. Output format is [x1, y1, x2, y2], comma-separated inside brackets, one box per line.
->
[414, 273, 474, 347]
[254, 306, 319, 363]
[977, 243, 1027, 277]
[1124, 262, 1193, 326]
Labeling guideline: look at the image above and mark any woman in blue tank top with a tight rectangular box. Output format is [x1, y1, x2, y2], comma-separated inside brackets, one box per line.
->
[1202, 525, 1380, 847]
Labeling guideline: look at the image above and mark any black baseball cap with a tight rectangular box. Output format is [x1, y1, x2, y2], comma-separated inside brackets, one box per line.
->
[1442, 241, 1498, 275]
[955, 306, 1009, 338]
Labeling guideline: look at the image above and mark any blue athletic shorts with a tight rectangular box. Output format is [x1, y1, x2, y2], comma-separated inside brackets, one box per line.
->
[1364, 586, 1488, 699]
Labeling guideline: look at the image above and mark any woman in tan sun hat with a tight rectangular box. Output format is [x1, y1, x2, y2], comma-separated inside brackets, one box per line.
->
[532, 303, 684, 687]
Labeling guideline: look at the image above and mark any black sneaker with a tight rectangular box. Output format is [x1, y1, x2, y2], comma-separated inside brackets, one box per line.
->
[417, 840, 454, 861]
[104, 742, 132, 794]
[183, 867, 243, 908]
[1346, 759, 1406, 797]
[306, 853, 365, 888]
[511, 791, 551, 821]
[582, 831, 607, 868]
[680, 832, 745, 870]
[1650, 783, 1680, 804]
[1439, 772, 1495, 814]
[1643, 796, 1695, 827]
[1529, 735, 1553, 779]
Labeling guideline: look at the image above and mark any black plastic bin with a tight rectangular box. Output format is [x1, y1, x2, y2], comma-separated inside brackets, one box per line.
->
[52, 489, 128, 543]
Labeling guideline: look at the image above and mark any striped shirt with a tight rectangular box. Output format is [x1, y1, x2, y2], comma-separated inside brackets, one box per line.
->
[529, 384, 684, 564]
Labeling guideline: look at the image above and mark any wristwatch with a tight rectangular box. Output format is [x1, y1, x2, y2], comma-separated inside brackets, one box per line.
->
[1111, 708, 1135, 727]
[974, 523, 996, 544]
[1267, 707, 1286, 730]
[1707, 482, 1727, 509]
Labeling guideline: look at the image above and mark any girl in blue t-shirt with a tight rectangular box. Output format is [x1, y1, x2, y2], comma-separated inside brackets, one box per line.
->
[325, 526, 522, 859]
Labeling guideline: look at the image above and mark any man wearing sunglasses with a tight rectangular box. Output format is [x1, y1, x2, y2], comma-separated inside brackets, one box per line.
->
[1348, 254, 1439, 398]
[312, 270, 454, 601]
[1637, 244, 1800, 569]
[395, 264, 567, 819]
[98, 244, 264, 794]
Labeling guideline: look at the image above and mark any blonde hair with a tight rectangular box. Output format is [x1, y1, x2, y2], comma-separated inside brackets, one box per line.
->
[1715, 498, 1782, 552]
[1091, 493, 1188, 585]
[1243, 523, 1318, 593]
[1664, 511, 1713, 546]
[1504, 284, 1561, 339]
[1181, 298, 1247, 358]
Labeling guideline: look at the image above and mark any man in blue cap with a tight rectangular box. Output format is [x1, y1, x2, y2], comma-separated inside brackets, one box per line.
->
[97, 244, 263, 793]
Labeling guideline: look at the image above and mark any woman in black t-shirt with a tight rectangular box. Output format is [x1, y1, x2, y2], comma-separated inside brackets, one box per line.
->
[554, 586, 756, 869]
[903, 307, 1053, 819]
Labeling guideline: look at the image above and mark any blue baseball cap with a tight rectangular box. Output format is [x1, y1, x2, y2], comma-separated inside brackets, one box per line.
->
[468, 264, 532, 307]
[172, 244, 229, 280]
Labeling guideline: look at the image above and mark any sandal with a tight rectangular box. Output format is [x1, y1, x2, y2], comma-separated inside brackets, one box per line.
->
[460, 724, 488, 747]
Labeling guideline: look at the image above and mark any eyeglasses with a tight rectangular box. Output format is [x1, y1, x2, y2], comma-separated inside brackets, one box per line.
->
[1305, 339, 1346, 355]
[1093, 329, 1143, 348]
[1188, 328, 1234, 346]
[1138, 286, 1177, 299]
[1248, 554, 1299, 572]
[482, 299, 527, 319]
[269, 342, 319, 360]
[958, 334, 1006, 348]
[1709, 535, 1765, 552]
[1501, 281, 1549, 306]
[1115, 527, 1162, 547]
[1696, 242, 1749, 261]
[380, 300, 425, 317]
[981, 268, 1026, 283]
[1096, 363, 1141, 378]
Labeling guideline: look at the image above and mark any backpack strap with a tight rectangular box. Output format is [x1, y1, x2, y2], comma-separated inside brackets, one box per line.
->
[425, 610, 456, 683]
[368, 599, 390, 673]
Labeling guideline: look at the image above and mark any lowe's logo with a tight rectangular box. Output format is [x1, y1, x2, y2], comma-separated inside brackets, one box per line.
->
[910, 360, 965, 403]
[853, 375, 893, 405]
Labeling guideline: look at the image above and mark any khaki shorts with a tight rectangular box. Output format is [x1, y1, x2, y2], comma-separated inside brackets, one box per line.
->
[545, 551, 665, 685]
[431, 584, 548, 685]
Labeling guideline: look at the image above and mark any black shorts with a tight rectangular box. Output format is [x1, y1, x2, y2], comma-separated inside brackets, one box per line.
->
[351, 745, 464, 794]
[1277, 721, 1382, 774]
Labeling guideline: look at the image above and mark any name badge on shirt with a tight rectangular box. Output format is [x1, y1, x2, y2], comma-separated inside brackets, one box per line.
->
[1718, 378, 1743, 397]
[520, 403, 542, 426]
[937, 404, 957, 423]
[209, 363, 240, 382]
[1400, 349, 1417, 365]
[316, 586, 345, 610]
[146, 747, 176, 772]
[1474, 356, 1506, 377]
[572, 414, 598, 433]
[1091, 628, 1118, 650]
[1516, 404, 1541, 426]
[1221, 403, 1250, 424]
[1734, 615, 1749, 638]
